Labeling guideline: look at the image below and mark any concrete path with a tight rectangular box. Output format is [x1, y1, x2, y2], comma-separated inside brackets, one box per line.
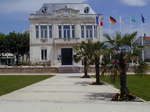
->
[0, 73, 149, 112]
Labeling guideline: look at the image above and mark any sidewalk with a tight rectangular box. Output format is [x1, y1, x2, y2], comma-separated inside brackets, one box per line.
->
[0, 73, 149, 112]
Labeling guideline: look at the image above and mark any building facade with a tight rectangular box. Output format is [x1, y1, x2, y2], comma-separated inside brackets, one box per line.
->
[29, 3, 103, 66]
[143, 36, 150, 61]
[135, 35, 150, 62]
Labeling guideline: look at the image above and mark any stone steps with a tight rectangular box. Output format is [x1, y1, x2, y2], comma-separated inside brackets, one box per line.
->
[58, 66, 81, 73]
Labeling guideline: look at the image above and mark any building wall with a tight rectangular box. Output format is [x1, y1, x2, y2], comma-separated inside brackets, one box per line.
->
[144, 46, 150, 60]
[30, 45, 52, 63]
[29, 3, 103, 66]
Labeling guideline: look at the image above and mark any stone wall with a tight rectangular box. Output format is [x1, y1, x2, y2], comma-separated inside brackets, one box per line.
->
[0, 66, 95, 73]
[0, 66, 58, 73]
[0, 66, 149, 74]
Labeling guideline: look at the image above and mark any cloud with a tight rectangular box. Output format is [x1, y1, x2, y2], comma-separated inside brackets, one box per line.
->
[120, 0, 148, 6]
[0, 0, 85, 13]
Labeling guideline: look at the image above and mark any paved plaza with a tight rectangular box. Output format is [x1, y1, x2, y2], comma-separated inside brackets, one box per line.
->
[0, 73, 149, 112]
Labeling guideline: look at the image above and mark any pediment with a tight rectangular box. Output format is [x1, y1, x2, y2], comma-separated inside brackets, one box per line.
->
[55, 6, 80, 15]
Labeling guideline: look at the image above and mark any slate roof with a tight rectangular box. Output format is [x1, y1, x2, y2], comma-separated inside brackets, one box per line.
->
[36, 3, 96, 15]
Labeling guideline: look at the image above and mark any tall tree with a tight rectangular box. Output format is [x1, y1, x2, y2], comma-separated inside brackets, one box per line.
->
[105, 32, 142, 100]
[91, 41, 106, 85]
[74, 41, 93, 78]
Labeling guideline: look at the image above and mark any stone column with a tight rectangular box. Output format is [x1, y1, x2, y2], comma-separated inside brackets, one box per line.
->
[51, 24, 58, 66]
[70, 25, 72, 39]
[53, 24, 58, 38]
[75, 24, 81, 39]
[92, 25, 94, 39]
[84, 25, 86, 39]
[47, 25, 49, 38]
[39, 25, 41, 39]
[99, 26, 104, 42]
[97, 26, 101, 41]
[62, 25, 64, 39]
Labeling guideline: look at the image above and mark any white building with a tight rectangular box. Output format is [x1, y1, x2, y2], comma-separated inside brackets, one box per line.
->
[29, 3, 104, 66]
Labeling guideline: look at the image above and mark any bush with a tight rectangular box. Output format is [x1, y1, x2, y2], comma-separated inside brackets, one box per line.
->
[134, 61, 148, 75]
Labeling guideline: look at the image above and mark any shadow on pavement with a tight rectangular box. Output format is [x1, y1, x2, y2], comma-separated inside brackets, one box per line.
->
[86, 92, 115, 101]
[74, 81, 91, 86]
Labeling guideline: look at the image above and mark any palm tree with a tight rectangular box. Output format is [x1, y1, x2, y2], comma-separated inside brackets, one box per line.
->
[74, 41, 93, 78]
[91, 41, 106, 85]
[105, 32, 142, 100]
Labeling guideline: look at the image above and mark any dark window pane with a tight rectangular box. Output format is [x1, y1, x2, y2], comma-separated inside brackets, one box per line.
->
[35, 25, 39, 39]
[41, 49, 47, 60]
[58, 26, 62, 39]
[49, 26, 52, 38]
[72, 25, 75, 38]
[81, 25, 84, 38]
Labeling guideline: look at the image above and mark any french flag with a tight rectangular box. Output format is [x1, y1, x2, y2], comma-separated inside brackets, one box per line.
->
[96, 16, 104, 27]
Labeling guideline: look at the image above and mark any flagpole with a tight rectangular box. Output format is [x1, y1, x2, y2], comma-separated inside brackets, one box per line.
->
[129, 17, 132, 33]
[141, 14, 145, 62]
[141, 23, 144, 61]
[119, 16, 122, 33]
[109, 17, 113, 35]
[108, 17, 112, 61]
[99, 15, 103, 42]
[129, 17, 133, 65]
[96, 14, 100, 41]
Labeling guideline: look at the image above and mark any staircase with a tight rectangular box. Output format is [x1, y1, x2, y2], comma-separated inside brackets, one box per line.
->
[58, 66, 81, 73]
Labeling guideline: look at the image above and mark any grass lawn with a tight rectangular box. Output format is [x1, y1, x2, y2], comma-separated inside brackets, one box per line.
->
[0, 75, 52, 96]
[101, 75, 150, 101]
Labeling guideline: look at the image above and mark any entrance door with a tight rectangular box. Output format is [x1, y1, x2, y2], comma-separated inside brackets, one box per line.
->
[61, 48, 73, 65]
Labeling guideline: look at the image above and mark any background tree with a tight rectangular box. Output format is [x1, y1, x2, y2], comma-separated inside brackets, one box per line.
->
[17, 32, 29, 63]
[0, 32, 29, 65]
[0, 33, 6, 56]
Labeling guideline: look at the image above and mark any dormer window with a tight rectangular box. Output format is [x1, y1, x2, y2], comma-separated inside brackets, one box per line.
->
[84, 7, 90, 14]
[41, 7, 47, 14]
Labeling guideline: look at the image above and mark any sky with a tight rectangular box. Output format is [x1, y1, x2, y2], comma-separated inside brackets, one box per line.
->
[0, 0, 150, 35]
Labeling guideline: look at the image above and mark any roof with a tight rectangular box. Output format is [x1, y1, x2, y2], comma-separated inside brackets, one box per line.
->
[144, 37, 150, 41]
[35, 3, 96, 15]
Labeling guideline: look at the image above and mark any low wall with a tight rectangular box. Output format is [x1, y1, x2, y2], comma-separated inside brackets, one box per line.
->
[0, 66, 58, 73]
[0, 66, 95, 73]
[0, 66, 149, 74]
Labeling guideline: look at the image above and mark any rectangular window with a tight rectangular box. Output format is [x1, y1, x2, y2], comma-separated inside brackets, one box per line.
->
[58, 25, 62, 39]
[72, 25, 75, 38]
[41, 25, 47, 39]
[35, 25, 39, 39]
[49, 25, 52, 38]
[41, 49, 47, 60]
[86, 25, 93, 38]
[59, 25, 75, 39]
[81, 25, 84, 38]
[63, 25, 70, 39]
